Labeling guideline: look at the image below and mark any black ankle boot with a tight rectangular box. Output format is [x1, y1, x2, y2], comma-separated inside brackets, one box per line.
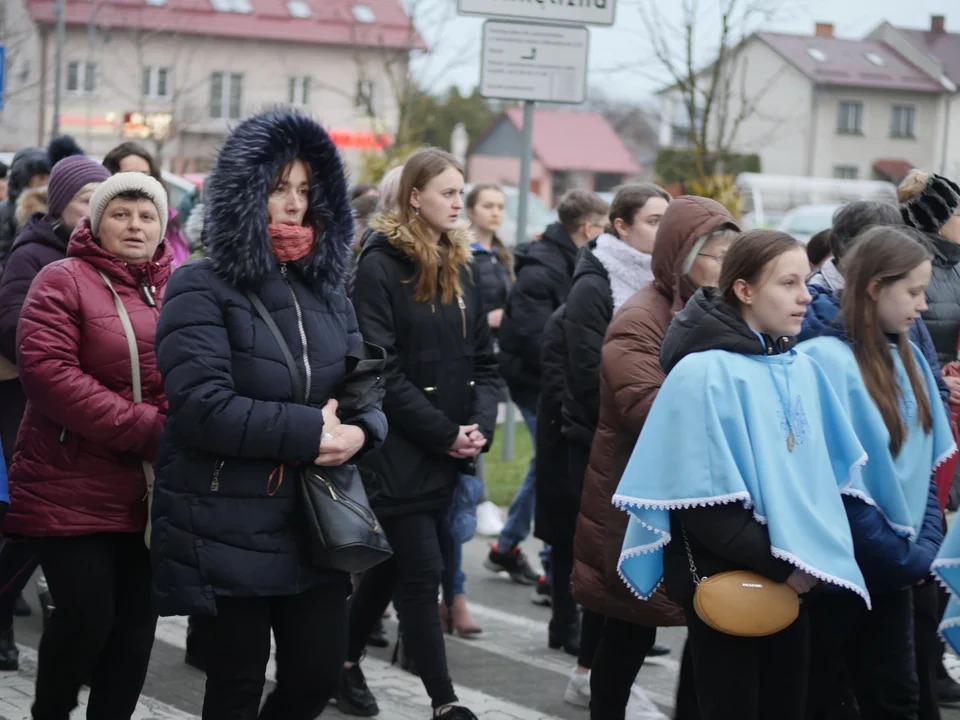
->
[0, 627, 19, 672]
[336, 664, 379, 717]
[548, 620, 580, 657]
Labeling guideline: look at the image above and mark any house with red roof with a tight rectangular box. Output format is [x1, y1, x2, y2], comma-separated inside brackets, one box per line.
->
[467, 108, 642, 207]
[869, 15, 960, 180]
[0, 0, 422, 173]
[658, 19, 956, 183]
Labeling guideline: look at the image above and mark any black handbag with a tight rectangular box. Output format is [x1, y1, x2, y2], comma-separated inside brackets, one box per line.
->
[245, 291, 392, 574]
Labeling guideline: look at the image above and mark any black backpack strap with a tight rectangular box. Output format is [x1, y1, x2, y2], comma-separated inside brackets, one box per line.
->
[245, 290, 305, 403]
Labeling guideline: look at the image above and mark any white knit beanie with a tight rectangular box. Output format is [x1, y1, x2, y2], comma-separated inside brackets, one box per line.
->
[89, 172, 169, 240]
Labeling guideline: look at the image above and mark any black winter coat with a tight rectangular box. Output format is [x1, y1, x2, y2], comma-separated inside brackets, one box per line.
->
[471, 243, 512, 318]
[659, 288, 797, 605]
[352, 215, 502, 518]
[560, 243, 611, 449]
[921, 233, 960, 367]
[0, 214, 71, 467]
[497, 223, 578, 409]
[0, 149, 51, 265]
[150, 111, 387, 617]
[533, 305, 575, 549]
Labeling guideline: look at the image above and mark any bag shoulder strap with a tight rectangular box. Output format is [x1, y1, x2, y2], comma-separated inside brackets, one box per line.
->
[245, 290, 304, 403]
[98, 270, 141, 403]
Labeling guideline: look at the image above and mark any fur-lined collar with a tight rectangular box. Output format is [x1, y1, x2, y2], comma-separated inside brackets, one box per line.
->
[202, 109, 353, 293]
[366, 212, 473, 271]
[593, 233, 654, 311]
[16, 187, 48, 226]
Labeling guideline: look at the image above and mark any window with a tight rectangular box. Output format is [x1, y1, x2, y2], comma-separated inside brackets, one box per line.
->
[289, 76, 310, 106]
[864, 52, 886, 67]
[837, 101, 863, 135]
[141, 66, 171, 99]
[806, 47, 827, 62]
[351, 4, 376, 23]
[66, 61, 97, 93]
[891, 105, 916, 138]
[355, 78, 375, 115]
[287, 0, 311, 18]
[210, 0, 251, 12]
[210, 72, 244, 120]
[833, 165, 859, 180]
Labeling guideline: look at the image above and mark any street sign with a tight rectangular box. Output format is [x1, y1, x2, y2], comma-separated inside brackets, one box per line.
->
[459, 0, 615, 26]
[480, 21, 588, 104]
[0, 46, 6, 112]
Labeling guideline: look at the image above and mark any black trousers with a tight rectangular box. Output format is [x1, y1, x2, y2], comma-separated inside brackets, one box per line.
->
[347, 511, 456, 708]
[807, 589, 919, 720]
[0, 539, 39, 631]
[589, 616, 657, 720]
[32, 532, 157, 720]
[686, 600, 809, 720]
[914, 583, 942, 720]
[202, 580, 349, 720]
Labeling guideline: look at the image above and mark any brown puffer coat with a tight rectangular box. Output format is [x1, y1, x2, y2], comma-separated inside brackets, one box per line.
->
[570, 196, 739, 626]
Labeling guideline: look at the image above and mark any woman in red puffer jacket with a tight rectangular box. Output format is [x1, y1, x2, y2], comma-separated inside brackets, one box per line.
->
[5, 172, 171, 719]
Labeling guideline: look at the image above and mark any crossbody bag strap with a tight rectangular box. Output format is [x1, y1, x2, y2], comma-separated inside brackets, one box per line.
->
[681, 526, 702, 588]
[98, 270, 155, 549]
[244, 290, 305, 403]
[98, 270, 141, 403]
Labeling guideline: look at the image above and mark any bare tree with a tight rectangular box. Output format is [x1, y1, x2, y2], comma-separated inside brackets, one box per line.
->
[638, 0, 792, 177]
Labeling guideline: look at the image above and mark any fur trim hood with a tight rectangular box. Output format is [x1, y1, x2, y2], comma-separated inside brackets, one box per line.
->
[203, 109, 353, 292]
[16, 187, 49, 226]
[365, 212, 473, 270]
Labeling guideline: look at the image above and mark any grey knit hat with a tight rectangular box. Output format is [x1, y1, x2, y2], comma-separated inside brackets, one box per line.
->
[900, 174, 960, 235]
[89, 172, 168, 240]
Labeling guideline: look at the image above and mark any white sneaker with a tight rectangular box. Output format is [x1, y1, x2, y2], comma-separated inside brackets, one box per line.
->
[626, 684, 668, 720]
[564, 668, 590, 708]
[476, 501, 505, 537]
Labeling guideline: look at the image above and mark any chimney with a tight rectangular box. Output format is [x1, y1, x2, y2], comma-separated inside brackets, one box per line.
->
[815, 22, 834, 38]
[932, 15, 946, 33]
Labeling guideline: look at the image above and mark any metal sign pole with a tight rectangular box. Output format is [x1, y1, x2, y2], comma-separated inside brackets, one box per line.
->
[501, 99, 535, 462]
[52, 0, 66, 138]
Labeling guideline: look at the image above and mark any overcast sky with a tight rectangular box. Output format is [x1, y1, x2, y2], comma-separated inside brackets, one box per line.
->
[411, 0, 959, 103]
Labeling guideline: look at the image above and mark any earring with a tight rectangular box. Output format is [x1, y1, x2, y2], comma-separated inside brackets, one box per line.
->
[414, 207, 420, 217]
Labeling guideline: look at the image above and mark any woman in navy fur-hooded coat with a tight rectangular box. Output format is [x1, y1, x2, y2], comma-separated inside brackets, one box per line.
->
[151, 110, 386, 719]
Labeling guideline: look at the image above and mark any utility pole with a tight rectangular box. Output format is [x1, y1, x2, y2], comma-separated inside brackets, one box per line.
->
[52, 0, 65, 139]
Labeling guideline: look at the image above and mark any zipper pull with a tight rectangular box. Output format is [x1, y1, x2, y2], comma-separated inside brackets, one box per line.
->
[323, 476, 337, 500]
[457, 295, 467, 339]
[211, 459, 224, 492]
[59, 428, 67, 444]
[140, 280, 156, 308]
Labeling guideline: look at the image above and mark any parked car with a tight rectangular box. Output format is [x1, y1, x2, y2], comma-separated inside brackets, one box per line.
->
[776, 204, 841, 244]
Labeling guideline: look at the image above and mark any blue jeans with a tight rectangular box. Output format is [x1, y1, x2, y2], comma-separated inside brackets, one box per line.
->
[497, 405, 551, 574]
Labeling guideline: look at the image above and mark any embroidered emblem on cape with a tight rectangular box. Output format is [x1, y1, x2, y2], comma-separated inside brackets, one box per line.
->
[777, 396, 810, 449]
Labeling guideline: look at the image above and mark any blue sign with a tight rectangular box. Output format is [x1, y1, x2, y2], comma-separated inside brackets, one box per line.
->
[0, 46, 5, 111]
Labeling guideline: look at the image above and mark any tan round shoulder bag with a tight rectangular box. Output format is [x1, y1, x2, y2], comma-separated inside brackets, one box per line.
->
[682, 527, 799, 637]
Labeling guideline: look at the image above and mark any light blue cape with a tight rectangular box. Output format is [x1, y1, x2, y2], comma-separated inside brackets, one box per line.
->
[934, 527, 960, 652]
[799, 337, 955, 538]
[614, 348, 871, 607]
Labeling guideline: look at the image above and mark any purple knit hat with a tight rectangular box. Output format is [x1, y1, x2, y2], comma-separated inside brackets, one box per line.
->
[47, 156, 111, 218]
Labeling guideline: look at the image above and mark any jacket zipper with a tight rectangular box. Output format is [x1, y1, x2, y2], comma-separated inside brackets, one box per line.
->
[280, 265, 311, 403]
[59, 428, 67, 444]
[457, 295, 466, 339]
[211, 459, 224, 492]
[319, 472, 380, 532]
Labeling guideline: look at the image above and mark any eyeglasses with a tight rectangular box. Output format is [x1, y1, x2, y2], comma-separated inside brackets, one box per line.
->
[698, 252, 726, 263]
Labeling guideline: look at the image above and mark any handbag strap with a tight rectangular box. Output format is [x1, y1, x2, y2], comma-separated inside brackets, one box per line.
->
[98, 271, 141, 403]
[245, 290, 305, 403]
[680, 526, 702, 587]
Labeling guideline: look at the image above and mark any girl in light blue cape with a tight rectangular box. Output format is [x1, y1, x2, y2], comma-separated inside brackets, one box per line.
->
[798, 226, 953, 718]
[614, 230, 867, 720]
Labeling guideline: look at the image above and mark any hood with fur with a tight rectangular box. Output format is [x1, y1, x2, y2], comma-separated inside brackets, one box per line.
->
[16, 187, 49, 226]
[363, 212, 473, 271]
[7, 148, 51, 206]
[203, 109, 353, 291]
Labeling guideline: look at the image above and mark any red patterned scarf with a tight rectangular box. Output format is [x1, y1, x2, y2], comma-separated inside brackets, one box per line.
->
[269, 223, 315, 263]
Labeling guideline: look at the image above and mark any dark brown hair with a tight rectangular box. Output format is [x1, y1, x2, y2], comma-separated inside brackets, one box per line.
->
[806, 229, 833, 267]
[102, 142, 162, 183]
[466, 183, 513, 279]
[719, 230, 802, 307]
[556, 190, 609, 235]
[605, 183, 670, 238]
[397, 148, 465, 304]
[841, 226, 933, 455]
